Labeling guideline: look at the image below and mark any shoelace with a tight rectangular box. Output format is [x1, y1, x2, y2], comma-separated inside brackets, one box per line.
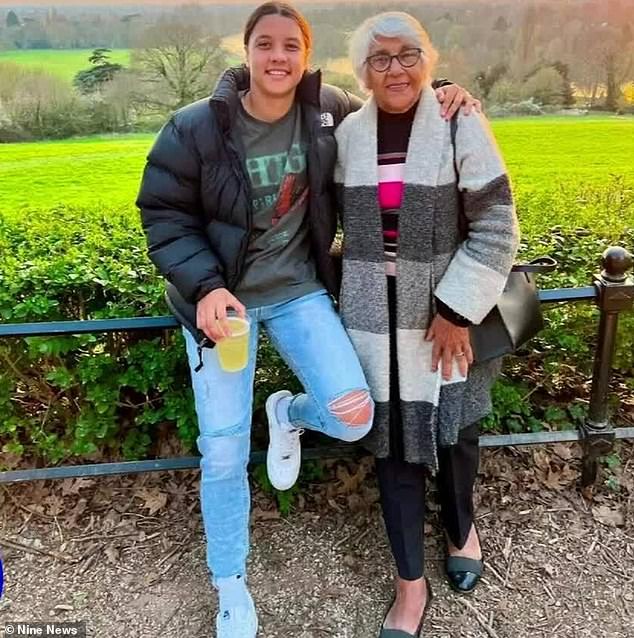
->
[279, 428, 304, 461]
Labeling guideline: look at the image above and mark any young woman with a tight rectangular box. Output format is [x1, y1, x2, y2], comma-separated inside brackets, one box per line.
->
[137, 3, 477, 636]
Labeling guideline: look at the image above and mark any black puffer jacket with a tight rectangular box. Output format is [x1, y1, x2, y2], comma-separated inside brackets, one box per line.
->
[136, 66, 362, 345]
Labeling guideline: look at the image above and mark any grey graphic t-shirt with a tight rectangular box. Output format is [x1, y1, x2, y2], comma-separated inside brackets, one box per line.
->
[233, 100, 323, 308]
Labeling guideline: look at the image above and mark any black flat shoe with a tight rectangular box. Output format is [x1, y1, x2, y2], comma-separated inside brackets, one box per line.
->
[445, 555, 484, 594]
[378, 576, 433, 638]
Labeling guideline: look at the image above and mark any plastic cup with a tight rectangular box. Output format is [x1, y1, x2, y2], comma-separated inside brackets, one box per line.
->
[216, 316, 251, 372]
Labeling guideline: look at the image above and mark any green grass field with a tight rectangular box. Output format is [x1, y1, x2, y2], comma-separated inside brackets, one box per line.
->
[0, 49, 131, 83]
[0, 134, 151, 211]
[1, 116, 633, 234]
[494, 116, 634, 189]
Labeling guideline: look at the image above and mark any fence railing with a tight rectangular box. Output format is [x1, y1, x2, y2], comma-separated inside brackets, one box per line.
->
[1, 247, 632, 486]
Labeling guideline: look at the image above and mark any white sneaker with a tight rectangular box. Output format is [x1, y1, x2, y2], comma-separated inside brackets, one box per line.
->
[265, 390, 303, 491]
[216, 596, 258, 638]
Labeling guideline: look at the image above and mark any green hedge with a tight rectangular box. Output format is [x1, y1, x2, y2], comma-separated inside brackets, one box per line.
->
[0, 187, 632, 466]
[0, 206, 301, 464]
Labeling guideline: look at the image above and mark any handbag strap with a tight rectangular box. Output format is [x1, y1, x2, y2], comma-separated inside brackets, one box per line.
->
[511, 257, 558, 273]
[450, 116, 557, 276]
[449, 116, 469, 240]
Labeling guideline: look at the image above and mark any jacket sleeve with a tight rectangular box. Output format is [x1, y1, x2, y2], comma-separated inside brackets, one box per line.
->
[136, 118, 226, 304]
[433, 112, 520, 324]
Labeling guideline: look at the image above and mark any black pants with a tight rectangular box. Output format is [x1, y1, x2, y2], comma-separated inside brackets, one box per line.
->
[376, 423, 479, 580]
[376, 277, 480, 581]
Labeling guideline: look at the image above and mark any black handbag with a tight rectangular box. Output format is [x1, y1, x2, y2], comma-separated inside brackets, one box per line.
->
[468, 258, 557, 362]
[450, 117, 556, 362]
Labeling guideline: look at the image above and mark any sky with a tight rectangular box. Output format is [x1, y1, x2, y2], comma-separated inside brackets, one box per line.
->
[1, 0, 256, 5]
[1, 0, 481, 6]
[0, 0, 546, 9]
[2, 0, 392, 5]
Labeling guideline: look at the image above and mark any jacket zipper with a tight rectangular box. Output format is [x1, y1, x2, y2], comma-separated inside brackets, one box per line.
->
[304, 108, 323, 289]
[194, 142, 251, 372]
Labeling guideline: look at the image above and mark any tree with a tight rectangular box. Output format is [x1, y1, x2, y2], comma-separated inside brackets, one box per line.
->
[522, 67, 566, 106]
[131, 18, 227, 112]
[605, 52, 619, 111]
[596, 23, 634, 111]
[618, 81, 634, 113]
[488, 79, 520, 105]
[525, 62, 575, 107]
[6, 10, 20, 28]
[474, 63, 508, 99]
[551, 61, 575, 107]
[512, 4, 538, 77]
[493, 16, 510, 33]
[73, 48, 124, 95]
[88, 48, 114, 67]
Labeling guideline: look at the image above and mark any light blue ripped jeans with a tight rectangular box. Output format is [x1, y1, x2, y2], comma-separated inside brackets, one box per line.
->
[182, 289, 373, 581]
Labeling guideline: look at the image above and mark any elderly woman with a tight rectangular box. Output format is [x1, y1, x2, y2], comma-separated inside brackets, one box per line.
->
[335, 12, 519, 637]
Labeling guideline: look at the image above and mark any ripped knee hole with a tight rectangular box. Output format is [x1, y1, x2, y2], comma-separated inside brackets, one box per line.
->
[328, 390, 373, 426]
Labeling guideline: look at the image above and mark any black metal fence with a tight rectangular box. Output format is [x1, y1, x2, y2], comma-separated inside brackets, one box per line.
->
[1, 247, 632, 486]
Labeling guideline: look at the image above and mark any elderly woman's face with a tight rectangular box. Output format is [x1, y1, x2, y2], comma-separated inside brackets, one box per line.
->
[366, 36, 426, 113]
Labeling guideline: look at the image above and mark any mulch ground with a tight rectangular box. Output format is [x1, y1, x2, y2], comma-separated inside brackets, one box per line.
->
[0, 441, 632, 638]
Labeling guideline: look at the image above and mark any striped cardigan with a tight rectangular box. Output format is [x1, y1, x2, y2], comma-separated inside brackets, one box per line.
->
[334, 86, 520, 471]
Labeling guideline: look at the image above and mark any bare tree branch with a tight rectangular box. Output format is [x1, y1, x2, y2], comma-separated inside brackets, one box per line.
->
[131, 18, 227, 113]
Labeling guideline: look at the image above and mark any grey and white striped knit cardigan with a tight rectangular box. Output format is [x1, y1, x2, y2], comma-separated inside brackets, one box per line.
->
[334, 86, 520, 471]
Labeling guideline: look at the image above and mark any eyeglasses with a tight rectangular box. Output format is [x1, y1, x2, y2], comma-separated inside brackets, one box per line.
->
[365, 48, 423, 73]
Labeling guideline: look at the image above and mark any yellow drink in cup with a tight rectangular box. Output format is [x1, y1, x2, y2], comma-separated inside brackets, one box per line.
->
[216, 316, 251, 372]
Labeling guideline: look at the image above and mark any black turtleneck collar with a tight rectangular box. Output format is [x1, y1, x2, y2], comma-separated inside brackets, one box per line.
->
[378, 98, 420, 123]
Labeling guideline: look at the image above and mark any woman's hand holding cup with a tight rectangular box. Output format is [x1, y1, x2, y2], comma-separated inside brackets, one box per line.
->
[197, 288, 247, 343]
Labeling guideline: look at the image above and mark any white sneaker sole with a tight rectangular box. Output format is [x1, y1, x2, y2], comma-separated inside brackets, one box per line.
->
[265, 390, 300, 491]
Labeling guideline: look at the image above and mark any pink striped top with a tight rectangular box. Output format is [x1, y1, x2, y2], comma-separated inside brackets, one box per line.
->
[377, 102, 417, 275]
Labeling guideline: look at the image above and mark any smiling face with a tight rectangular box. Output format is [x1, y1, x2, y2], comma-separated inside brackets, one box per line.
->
[366, 36, 427, 113]
[245, 14, 309, 101]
